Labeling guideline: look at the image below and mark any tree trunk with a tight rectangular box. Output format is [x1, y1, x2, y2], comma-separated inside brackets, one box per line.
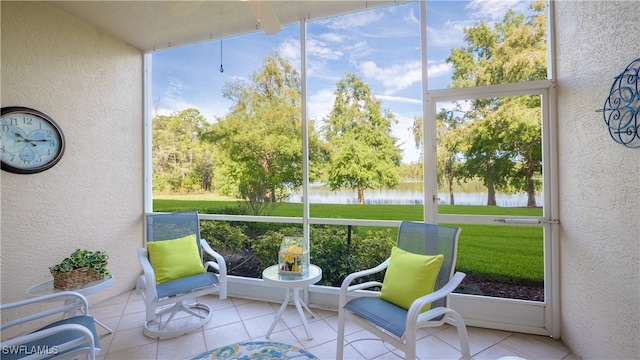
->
[448, 175, 455, 205]
[487, 177, 497, 206]
[526, 166, 537, 207]
[357, 182, 365, 204]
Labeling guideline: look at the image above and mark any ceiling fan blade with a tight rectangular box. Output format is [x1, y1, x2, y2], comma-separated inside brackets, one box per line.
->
[168, 1, 205, 18]
[248, 1, 282, 35]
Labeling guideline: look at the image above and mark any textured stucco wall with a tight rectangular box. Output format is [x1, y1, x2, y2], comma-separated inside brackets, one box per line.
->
[554, 1, 640, 359]
[0, 1, 143, 309]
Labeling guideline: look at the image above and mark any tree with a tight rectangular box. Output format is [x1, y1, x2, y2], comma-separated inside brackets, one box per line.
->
[152, 108, 213, 192]
[446, 0, 546, 206]
[412, 108, 464, 205]
[322, 73, 402, 204]
[202, 53, 320, 215]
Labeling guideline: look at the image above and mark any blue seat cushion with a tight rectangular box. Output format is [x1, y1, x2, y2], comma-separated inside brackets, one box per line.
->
[344, 297, 408, 337]
[2, 315, 98, 360]
[156, 272, 219, 299]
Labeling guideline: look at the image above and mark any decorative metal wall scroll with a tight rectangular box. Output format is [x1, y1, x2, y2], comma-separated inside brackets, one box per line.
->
[597, 57, 640, 148]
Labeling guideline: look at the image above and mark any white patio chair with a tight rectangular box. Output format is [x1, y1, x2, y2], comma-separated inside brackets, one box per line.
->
[336, 221, 471, 359]
[0, 291, 99, 360]
[136, 211, 227, 339]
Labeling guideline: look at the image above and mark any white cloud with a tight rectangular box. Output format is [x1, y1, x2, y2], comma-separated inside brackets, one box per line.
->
[466, 0, 530, 21]
[278, 38, 301, 64]
[316, 32, 344, 43]
[377, 95, 422, 104]
[307, 88, 335, 121]
[427, 19, 474, 48]
[308, 38, 344, 60]
[325, 10, 384, 30]
[391, 112, 421, 164]
[428, 61, 452, 78]
[359, 60, 422, 94]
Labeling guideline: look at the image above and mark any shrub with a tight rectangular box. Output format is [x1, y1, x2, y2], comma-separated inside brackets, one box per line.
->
[200, 221, 249, 255]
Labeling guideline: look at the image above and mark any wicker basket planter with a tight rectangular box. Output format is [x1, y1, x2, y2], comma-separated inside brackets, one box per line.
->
[50, 249, 110, 290]
[53, 267, 104, 290]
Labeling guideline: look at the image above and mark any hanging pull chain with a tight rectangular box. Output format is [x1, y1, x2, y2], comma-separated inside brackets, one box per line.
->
[219, 10, 224, 73]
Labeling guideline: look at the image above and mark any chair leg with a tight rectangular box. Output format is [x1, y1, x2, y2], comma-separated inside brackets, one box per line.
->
[336, 309, 346, 360]
[404, 331, 417, 359]
[448, 312, 471, 360]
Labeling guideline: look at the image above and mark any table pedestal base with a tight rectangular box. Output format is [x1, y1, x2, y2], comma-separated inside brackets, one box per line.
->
[266, 287, 317, 340]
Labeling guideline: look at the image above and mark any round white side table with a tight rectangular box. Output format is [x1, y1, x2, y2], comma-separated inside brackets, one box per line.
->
[26, 275, 115, 334]
[262, 264, 322, 340]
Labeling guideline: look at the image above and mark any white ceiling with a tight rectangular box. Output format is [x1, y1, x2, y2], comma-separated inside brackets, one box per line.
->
[49, 1, 404, 53]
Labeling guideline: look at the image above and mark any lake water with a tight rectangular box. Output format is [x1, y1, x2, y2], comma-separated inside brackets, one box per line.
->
[288, 183, 542, 207]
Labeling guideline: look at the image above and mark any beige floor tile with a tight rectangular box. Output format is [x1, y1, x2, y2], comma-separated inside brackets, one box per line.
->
[243, 312, 288, 338]
[293, 319, 338, 347]
[107, 326, 157, 353]
[202, 321, 250, 350]
[104, 342, 157, 360]
[156, 330, 207, 360]
[473, 343, 526, 360]
[310, 339, 367, 360]
[95, 290, 132, 307]
[115, 310, 147, 332]
[198, 294, 236, 311]
[235, 300, 276, 320]
[123, 297, 147, 315]
[499, 333, 570, 360]
[415, 334, 463, 359]
[91, 301, 127, 320]
[345, 330, 396, 359]
[255, 328, 305, 349]
[435, 325, 513, 355]
[202, 306, 242, 330]
[95, 290, 578, 360]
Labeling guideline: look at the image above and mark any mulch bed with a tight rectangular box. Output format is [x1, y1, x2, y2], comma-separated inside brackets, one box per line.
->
[455, 277, 544, 302]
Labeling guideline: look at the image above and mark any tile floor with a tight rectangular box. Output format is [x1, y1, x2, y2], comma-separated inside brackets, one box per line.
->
[91, 290, 575, 360]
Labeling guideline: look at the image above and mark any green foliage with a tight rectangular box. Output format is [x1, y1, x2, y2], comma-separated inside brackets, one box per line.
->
[308, 226, 351, 286]
[200, 53, 324, 216]
[250, 225, 394, 287]
[50, 249, 110, 277]
[252, 227, 302, 270]
[154, 197, 544, 285]
[442, 2, 547, 207]
[200, 221, 249, 255]
[152, 109, 214, 193]
[322, 73, 402, 204]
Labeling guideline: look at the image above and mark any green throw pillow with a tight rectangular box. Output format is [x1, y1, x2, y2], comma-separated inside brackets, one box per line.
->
[379, 246, 444, 312]
[147, 234, 205, 284]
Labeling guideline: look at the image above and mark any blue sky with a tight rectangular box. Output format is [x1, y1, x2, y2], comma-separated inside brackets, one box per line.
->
[151, 0, 533, 164]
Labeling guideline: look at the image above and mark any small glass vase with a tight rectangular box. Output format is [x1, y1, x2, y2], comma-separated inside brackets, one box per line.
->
[278, 236, 309, 277]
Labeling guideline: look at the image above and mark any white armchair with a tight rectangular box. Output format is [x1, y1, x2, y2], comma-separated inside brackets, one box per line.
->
[136, 211, 227, 339]
[0, 291, 99, 360]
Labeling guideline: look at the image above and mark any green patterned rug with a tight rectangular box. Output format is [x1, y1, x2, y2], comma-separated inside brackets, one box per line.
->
[191, 341, 319, 360]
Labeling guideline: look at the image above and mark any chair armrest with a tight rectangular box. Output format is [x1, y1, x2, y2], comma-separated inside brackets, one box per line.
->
[0, 292, 89, 331]
[338, 259, 389, 307]
[200, 239, 228, 299]
[137, 247, 157, 298]
[200, 239, 227, 275]
[407, 272, 466, 323]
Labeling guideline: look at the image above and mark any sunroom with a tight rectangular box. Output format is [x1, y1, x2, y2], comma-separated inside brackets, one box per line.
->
[1, 1, 638, 360]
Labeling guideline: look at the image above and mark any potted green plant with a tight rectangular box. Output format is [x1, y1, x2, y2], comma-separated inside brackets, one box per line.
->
[50, 249, 110, 289]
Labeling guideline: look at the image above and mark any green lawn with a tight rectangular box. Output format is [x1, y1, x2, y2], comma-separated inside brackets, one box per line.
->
[153, 197, 545, 284]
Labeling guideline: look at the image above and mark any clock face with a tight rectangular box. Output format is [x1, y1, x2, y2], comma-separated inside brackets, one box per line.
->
[1, 107, 65, 174]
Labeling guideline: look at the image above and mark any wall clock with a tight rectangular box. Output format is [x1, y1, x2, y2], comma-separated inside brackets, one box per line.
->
[1, 106, 66, 174]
